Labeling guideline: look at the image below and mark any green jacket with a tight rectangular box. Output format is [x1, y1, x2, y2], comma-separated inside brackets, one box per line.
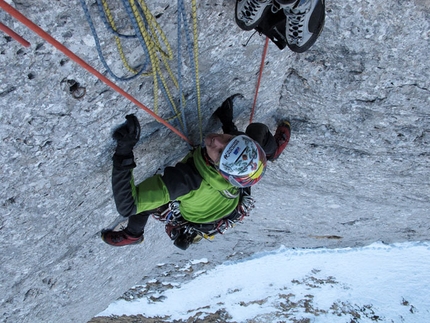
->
[113, 147, 240, 223]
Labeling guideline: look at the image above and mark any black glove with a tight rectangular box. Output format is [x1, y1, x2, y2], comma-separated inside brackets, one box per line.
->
[214, 93, 243, 125]
[113, 114, 141, 156]
[214, 94, 243, 134]
[112, 114, 140, 170]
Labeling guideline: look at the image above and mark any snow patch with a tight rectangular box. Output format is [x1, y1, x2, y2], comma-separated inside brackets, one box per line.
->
[98, 242, 430, 322]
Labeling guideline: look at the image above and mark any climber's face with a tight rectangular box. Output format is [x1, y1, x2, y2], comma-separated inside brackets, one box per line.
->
[205, 133, 234, 164]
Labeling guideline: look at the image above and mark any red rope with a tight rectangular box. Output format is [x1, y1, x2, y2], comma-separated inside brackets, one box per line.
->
[0, 0, 192, 146]
[0, 22, 30, 47]
[249, 36, 269, 124]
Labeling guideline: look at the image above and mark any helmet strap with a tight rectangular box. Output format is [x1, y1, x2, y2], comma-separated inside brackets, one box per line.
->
[202, 147, 217, 168]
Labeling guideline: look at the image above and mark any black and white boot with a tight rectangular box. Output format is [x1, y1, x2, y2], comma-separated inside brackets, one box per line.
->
[280, 0, 325, 53]
[235, 0, 274, 31]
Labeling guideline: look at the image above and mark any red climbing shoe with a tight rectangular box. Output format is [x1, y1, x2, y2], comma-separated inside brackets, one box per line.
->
[271, 120, 291, 161]
[101, 229, 144, 247]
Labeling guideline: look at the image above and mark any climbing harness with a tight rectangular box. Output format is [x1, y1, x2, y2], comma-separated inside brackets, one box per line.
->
[153, 189, 255, 250]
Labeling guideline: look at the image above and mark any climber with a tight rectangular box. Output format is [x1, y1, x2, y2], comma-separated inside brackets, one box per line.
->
[235, 0, 325, 52]
[101, 95, 291, 248]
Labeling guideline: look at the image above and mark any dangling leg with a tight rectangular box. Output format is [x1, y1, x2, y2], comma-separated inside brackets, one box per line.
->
[245, 121, 291, 161]
[101, 206, 167, 247]
[245, 123, 277, 159]
[124, 212, 151, 236]
[271, 120, 291, 161]
[101, 213, 147, 247]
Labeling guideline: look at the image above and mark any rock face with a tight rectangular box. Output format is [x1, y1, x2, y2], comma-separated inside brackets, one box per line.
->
[0, 0, 429, 322]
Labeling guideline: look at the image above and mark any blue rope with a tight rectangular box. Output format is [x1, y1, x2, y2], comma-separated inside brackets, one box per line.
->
[121, 0, 187, 136]
[95, 0, 137, 39]
[119, 0, 148, 53]
[80, 0, 150, 81]
[177, 0, 200, 141]
[176, 0, 188, 139]
[157, 74, 183, 131]
[80, 0, 196, 140]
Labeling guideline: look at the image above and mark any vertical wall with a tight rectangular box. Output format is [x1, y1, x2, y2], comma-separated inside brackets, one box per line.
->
[0, 0, 429, 322]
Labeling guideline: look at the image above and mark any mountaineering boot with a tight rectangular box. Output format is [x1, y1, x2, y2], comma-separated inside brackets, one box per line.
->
[279, 0, 325, 53]
[214, 94, 243, 134]
[101, 229, 144, 247]
[270, 120, 291, 161]
[235, 0, 273, 31]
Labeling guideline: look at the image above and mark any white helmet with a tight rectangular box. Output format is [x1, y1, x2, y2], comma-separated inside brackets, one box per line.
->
[218, 135, 267, 188]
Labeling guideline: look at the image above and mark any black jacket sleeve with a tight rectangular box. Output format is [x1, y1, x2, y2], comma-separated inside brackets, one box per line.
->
[111, 155, 138, 217]
[161, 157, 202, 200]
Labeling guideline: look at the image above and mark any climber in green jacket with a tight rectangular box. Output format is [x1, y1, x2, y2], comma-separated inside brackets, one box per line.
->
[101, 95, 290, 249]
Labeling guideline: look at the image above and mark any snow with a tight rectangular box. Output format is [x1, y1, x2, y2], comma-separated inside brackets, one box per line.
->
[98, 241, 430, 322]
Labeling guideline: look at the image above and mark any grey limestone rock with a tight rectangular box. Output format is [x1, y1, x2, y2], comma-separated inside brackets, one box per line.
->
[0, 0, 429, 322]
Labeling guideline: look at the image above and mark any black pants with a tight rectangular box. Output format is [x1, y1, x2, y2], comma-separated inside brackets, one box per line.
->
[245, 123, 277, 160]
[125, 205, 168, 237]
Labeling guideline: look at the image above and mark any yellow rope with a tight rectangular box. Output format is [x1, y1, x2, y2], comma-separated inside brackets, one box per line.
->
[99, 0, 201, 136]
[129, 0, 185, 130]
[136, 0, 188, 121]
[137, 0, 179, 109]
[191, 0, 202, 143]
[101, 0, 151, 76]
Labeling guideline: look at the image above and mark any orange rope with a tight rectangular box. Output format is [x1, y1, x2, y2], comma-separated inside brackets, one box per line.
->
[249, 36, 269, 124]
[0, 0, 192, 146]
[0, 21, 30, 47]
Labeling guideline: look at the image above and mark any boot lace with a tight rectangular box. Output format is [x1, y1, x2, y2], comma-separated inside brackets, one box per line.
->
[285, 0, 311, 45]
[238, 0, 271, 25]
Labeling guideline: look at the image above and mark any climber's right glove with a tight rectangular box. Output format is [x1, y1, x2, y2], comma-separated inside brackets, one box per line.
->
[112, 114, 141, 169]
